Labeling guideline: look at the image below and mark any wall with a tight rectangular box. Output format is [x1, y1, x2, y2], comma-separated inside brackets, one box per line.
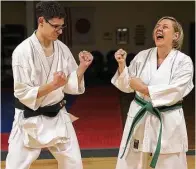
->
[61, 1, 195, 59]
[1, 1, 26, 25]
[1, 1, 195, 58]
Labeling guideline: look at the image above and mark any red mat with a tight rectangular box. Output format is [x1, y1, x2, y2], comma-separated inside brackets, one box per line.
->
[1, 85, 123, 150]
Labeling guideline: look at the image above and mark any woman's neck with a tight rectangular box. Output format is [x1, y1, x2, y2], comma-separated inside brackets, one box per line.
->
[157, 46, 172, 59]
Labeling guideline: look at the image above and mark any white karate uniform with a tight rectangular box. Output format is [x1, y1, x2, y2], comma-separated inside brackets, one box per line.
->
[112, 47, 194, 169]
[5, 32, 85, 169]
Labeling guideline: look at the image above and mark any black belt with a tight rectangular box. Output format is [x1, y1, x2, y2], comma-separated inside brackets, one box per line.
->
[15, 98, 65, 118]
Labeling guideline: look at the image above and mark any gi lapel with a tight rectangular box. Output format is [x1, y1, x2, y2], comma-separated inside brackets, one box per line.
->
[30, 33, 51, 78]
[149, 49, 178, 85]
[46, 41, 60, 83]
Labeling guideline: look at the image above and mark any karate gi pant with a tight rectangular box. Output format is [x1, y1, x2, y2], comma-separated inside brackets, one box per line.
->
[115, 149, 187, 169]
[5, 121, 83, 169]
[115, 115, 188, 169]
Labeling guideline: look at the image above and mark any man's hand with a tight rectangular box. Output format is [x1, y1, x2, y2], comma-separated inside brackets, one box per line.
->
[37, 71, 68, 98]
[79, 50, 93, 68]
[51, 71, 68, 90]
[76, 51, 93, 84]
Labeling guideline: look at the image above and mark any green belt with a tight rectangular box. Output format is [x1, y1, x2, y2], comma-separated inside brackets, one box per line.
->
[120, 94, 182, 168]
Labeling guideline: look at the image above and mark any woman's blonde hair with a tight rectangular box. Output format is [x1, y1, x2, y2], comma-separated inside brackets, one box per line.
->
[153, 16, 184, 50]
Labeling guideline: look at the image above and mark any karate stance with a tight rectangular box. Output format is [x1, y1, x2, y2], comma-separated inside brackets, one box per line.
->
[112, 16, 194, 169]
[5, 1, 93, 169]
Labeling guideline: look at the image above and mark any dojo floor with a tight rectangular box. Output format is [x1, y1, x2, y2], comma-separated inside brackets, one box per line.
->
[1, 156, 195, 169]
[1, 85, 195, 168]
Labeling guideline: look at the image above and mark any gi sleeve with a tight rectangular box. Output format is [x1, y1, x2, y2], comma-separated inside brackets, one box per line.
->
[63, 49, 85, 94]
[111, 52, 141, 93]
[12, 49, 43, 110]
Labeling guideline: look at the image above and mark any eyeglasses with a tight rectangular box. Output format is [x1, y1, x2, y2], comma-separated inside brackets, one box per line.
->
[45, 19, 67, 31]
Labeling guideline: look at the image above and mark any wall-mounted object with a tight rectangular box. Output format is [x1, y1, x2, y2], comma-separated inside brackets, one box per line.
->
[71, 7, 95, 45]
[103, 32, 113, 40]
[116, 27, 129, 45]
[134, 25, 146, 45]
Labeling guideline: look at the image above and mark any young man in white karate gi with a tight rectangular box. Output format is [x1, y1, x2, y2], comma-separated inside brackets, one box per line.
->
[112, 16, 194, 169]
[5, 1, 93, 169]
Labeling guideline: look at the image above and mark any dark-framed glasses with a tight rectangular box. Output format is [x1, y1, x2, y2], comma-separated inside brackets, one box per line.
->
[45, 19, 67, 31]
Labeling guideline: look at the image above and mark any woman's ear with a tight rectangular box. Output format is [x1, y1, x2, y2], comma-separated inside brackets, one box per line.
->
[173, 32, 179, 41]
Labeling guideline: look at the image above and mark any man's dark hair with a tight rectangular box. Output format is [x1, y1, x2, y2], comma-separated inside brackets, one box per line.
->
[36, 1, 66, 20]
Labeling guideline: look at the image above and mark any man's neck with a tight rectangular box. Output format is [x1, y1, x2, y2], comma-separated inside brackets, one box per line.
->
[36, 29, 52, 49]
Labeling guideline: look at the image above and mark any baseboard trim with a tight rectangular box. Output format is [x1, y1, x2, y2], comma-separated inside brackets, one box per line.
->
[1, 148, 195, 161]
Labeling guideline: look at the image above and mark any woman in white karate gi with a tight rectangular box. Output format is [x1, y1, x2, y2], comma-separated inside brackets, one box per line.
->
[5, 1, 93, 169]
[112, 16, 194, 169]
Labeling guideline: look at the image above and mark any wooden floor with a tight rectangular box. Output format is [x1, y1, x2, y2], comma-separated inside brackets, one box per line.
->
[1, 156, 195, 169]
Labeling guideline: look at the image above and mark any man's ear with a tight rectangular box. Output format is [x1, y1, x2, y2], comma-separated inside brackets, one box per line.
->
[38, 16, 44, 26]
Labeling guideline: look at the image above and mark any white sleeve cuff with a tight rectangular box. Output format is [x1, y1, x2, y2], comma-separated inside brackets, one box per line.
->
[111, 67, 134, 93]
[64, 71, 85, 95]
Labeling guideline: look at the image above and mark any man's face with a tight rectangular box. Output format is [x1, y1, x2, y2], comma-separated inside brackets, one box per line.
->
[42, 17, 65, 40]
